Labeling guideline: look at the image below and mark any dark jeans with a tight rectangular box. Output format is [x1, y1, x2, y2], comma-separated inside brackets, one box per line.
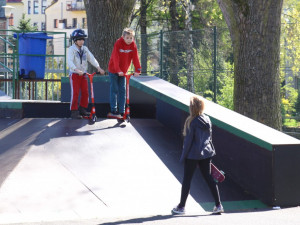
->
[179, 158, 221, 208]
[108, 72, 126, 114]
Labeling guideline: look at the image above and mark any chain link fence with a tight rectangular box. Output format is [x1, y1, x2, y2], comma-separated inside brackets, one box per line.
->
[136, 25, 299, 108]
[136, 27, 233, 103]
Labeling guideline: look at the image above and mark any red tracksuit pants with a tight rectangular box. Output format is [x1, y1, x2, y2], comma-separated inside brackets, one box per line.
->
[69, 73, 89, 111]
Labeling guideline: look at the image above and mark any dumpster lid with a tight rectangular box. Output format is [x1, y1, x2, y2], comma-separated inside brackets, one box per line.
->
[13, 32, 53, 39]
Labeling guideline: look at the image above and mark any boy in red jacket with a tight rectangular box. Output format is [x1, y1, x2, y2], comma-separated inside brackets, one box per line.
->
[107, 28, 141, 118]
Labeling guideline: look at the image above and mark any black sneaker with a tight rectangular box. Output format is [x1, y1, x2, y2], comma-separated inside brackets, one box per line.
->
[71, 110, 82, 119]
[79, 106, 90, 116]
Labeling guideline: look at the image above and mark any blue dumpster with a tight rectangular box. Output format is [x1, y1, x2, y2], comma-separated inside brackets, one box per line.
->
[14, 32, 53, 79]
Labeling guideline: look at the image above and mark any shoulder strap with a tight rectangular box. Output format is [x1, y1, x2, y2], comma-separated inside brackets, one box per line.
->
[209, 139, 216, 151]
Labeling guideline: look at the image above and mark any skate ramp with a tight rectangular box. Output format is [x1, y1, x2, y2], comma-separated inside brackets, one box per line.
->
[0, 118, 263, 224]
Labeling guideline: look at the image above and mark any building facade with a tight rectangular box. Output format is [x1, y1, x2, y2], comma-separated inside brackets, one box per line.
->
[6, 0, 51, 31]
[45, 0, 86, 31]
[5, 0, 86, 32]
[0, 0, 7, 31]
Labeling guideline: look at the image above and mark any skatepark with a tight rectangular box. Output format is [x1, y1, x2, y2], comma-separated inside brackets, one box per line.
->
[1, 76, 300, 225]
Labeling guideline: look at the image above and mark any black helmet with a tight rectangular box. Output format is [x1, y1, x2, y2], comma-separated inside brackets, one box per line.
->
[71, 29, 87, 41]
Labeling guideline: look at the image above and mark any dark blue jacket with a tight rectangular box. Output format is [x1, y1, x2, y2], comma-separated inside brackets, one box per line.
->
[180, 114, 215, 162]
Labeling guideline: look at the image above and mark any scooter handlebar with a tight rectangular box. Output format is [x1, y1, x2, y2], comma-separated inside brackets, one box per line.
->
[83, 71, 101, 76]
[125, 73, 134, 76]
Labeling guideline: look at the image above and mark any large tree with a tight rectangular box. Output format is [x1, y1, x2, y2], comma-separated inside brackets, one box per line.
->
[83, 0, 136, 71]
[217, 0, 283, 130]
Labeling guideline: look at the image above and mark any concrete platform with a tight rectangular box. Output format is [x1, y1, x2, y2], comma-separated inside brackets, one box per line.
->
[0, 118, 299, 225]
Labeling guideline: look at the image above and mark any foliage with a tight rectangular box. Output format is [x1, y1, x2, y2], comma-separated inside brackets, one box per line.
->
[12, 14, 38, 31]
[296, 90, 300, 114]
[192, 0, 226, 28]
[132, 0, 226, 32]
[281, 0, 300, 77]
[134, 0, 232, 96]
[280, 0, 300, 127]
[283, 118, 300, 127]
[217, 63, 234, 110]
[280, 76, 299, 124]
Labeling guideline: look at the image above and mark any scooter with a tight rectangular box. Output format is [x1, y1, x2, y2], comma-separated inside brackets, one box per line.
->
[82, 71, 100, 125]
[107, 73, 134, 123]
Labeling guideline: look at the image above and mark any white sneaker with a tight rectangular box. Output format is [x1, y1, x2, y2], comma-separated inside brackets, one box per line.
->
[213, 204, 224, 214]
[108, 112, 122, 119]
[172, 205, 185, 215]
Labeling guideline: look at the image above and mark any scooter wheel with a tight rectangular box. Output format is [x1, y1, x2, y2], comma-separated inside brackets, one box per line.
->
[117, 118, 125, 123]
[89, 115, 97, 125]
[126, 115, 130, 123]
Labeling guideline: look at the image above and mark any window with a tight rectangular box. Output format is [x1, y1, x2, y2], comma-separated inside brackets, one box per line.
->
[28, 1, 31, 14]
[54, 19, 58, 28]
[9, 13, 14, 26]
[34, 0, 39, 14]
[33, 22, 38, 29]
[67, 2, 71, 10]
[82, 18, 86, 28]
[72, 18, 77, 28]
[41, 0, 47, 14]
[41, 22, 45, 31]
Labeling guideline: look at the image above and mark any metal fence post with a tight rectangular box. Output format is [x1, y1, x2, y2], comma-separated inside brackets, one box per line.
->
[64, 32, 67, 77]
[160, 30, 163, 79]
[213, 26, 217, 103]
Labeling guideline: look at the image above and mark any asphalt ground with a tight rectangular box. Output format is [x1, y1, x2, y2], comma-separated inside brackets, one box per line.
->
[0, 118, 299, 225]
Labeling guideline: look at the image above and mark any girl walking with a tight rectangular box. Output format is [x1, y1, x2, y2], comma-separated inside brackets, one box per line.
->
[172, 96, 224, 215]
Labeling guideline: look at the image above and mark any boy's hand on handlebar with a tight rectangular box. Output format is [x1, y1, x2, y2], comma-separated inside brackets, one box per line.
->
[134, 72, 140, 77]
[97, 67, 105, 75]
[118, 72, 124, 76]
[75, 69, 84, 75]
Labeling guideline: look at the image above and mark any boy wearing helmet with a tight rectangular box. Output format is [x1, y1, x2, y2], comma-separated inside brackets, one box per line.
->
[107, 28, 141, 118]
[67, 29, 105, 119]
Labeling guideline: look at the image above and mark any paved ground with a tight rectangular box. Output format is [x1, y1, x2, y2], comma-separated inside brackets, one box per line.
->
[7, 207, 300, 225]
[0, 118, 299, 225]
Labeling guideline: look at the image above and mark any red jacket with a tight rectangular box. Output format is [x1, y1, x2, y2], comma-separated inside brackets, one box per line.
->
[108, 37, 141, 74]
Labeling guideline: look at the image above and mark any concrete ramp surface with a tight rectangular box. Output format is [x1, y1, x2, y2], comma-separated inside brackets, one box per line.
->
[0, 118, 265, 224]
[0, 119, 204, 224]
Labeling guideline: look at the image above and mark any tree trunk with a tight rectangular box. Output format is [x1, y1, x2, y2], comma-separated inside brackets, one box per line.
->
[217, 0, 283, 130]
[140, 0, 148, 75]
[168, 0, 179, 85]
[83, 0, 136, 71]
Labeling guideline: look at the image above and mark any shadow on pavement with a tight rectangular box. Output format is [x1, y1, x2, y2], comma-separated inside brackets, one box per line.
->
[98, 214, 212, 225]
[0, 118, 89, 188]
[130, 119, 259, 208]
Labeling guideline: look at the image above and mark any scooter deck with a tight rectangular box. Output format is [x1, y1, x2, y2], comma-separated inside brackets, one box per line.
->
[107, 112, 123, 119]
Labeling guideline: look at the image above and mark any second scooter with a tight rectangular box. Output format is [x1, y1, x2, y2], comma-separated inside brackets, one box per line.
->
[82, 71, 100, 125]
